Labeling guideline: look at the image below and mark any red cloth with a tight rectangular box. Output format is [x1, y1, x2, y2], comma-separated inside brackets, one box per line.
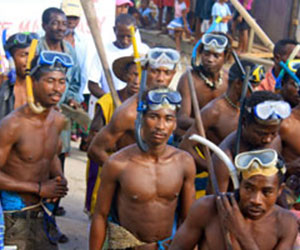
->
[256, 68, 276, 92]
[153, 0, 175, 8]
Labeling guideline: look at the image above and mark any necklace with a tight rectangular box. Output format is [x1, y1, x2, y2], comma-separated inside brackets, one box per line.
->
[224, 94, 240, 110]
[199, 71, 223, 89]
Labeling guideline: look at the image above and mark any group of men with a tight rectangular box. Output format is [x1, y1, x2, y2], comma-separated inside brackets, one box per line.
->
[1, 1, 300, 250]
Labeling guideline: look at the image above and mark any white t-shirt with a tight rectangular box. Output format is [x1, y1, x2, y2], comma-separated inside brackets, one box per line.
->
[212, 2, 231, 33]
[87, 41, 149, 118]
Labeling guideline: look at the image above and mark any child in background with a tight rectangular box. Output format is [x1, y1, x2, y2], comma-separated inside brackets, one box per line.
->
[200, 0, 215, 34]
[136, 0, 157, 28]
[211, 0, 232, 33]
[167, 0, 191, 52]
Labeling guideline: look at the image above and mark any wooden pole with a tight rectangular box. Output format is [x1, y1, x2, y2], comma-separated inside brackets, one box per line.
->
[80, 0, 121, 108]
[230, 0, 274, 51]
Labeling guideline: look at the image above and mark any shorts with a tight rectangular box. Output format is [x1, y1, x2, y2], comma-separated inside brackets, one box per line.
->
[4, 211, 58, 250]
[153, 0, 175, 8]
[233, 10, 251, 31]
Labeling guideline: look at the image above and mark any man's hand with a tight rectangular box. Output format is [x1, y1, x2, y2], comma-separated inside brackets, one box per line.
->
[39, 176, 68, 199]
[216, 193, 249, 237]
[68, 99, 80, 109]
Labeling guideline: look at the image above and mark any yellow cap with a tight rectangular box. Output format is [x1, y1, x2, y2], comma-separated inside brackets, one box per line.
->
[241, 161, 279, 179]
[61, 0, 82, 17]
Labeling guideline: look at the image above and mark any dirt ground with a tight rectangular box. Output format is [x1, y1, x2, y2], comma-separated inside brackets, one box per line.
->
[56, 141, 90, 250]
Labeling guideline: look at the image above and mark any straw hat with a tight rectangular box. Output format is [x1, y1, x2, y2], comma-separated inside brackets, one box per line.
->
[113, 56, 136, 82]
[61, 0, 82, 17]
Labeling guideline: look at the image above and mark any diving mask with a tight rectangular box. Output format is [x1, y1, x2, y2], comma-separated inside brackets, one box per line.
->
[202, 33, 228, 53]
[4, 32, 39, 52]
[145, 89, 181, 111]
[235, 149, 286, 179]
[30, 51, 73, 76]
[145, 48, 180, 70]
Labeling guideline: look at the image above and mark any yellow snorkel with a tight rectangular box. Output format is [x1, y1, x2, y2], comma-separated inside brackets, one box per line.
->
[130, 25, 142, 81]
[26, 39, 46, 114]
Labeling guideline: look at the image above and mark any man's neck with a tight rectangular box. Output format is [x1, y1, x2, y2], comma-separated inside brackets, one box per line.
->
[226, 86, 241, 105]
[201, 67, 221, 82]
[15, 75, 26, 86]
[118, 88, 129, 102]
[144, 143, 168, 162]
[45, 36, 63, 52]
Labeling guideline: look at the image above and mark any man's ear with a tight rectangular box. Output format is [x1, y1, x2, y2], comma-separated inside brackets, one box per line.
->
[42, 23, 47, 32]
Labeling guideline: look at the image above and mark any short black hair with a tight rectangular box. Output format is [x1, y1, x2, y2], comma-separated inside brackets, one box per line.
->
[243, 91, 283, 125]
[199, 32, 232, 61]
[42, 7, 65, 24]
[228, 60, 255, 87]
[115, 13, 136, 27]
[274, 39, 298, 57]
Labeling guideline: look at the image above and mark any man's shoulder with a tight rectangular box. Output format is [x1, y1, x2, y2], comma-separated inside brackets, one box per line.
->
[0, 107, 25, 131]
[107, 144, 138, 166]
[189, 195, 217, 223]
[112, 95, 137, 121]
[274, 205, 298, 223]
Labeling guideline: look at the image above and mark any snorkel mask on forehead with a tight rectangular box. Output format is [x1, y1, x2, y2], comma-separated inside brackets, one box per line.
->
[144, 89, 182, 111]
[143, 48, 180, 70]
[246, 100, 291, 125]
[30, 51, 73, 76]
[235, 149, 286, 180]
[202, 33, 228, 54]
[146, 89, 181, 110]
[4, 32, 39, 52]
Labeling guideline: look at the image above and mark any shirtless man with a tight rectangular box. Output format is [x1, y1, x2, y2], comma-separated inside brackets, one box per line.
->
[85, 56, 139, 215]
[88, 47, 180, 166]
[90, 87, 196, 249]
[0, 51, 70, 249]
[0, 32, 39, 120]
[211, 91, 289, 192]
[177, 32, 231, 132]
[170, 149, 298, 249]
[179, 60, 255, 171]
[280, 68, 300, 176]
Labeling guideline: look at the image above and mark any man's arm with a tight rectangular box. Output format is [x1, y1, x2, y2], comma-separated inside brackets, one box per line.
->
[177, 72, 194, 130]
[274, 210, 298, 250]
[88, 80, 105, 99]
[170, 196, 213, 249]
[88, 106, 131, 165]
[89, 157, 121, 249]
[178, 153, 196, 224]
[207, 140, 233, 194]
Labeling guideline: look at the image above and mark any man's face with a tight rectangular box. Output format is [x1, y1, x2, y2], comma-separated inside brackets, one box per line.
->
[66, 16, 80, 32]
[201, 50, 225, 74]
[281, 78, 300, 108]
[114, 24, 132, 49]
[143, 108, 176, 146]
[33, 70, 66, 107]
[124, 63, 139, 95]
[243, 122, 280, 148]
[275, 44, 300, 66]
[239, 174, 282, 220]
[116, 4, 129, 16]
[147, 66, 176, 88]
[43, 13, 67, 42]
[13, 47, 29, 78]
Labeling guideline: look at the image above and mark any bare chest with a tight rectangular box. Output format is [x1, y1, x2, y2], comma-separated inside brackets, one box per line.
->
[14, 122, 60, 163]
[119, 162, 184, 202]
[202, 217, 279, 250]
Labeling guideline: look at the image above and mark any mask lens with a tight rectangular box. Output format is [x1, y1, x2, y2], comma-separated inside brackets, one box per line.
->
[255, 102, 272, 120]
[15, 33, 27, 44]
[274, 101, 291, 119]
[151, 51, 162, 60]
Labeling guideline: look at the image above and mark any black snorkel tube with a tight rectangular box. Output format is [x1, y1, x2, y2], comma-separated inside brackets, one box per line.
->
[135, 69, 149, 152]
[2, 29, 16, 83]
